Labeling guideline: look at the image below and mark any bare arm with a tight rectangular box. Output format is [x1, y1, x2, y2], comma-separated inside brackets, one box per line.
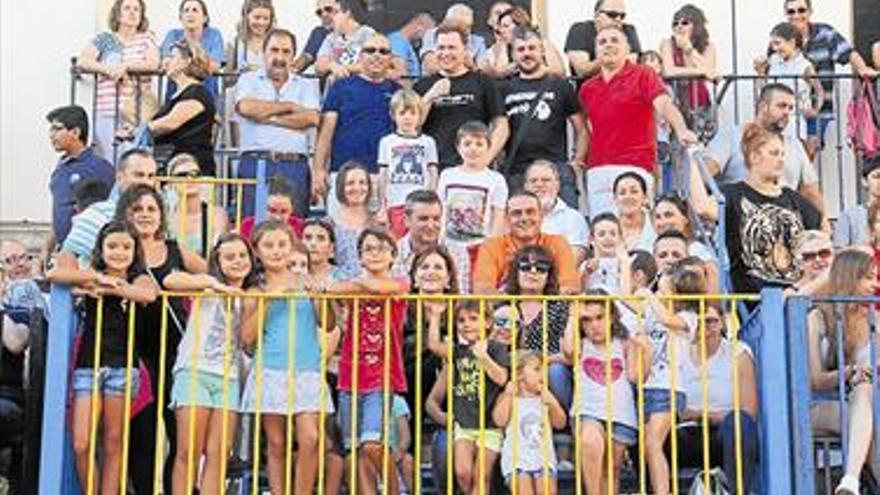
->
[542, 388, 568, 429]
[798, 183, 825, 215]
[850, 51, 878, 78]
[148, 100, 205, 135]
[660, 39, 717, 78]
[873, 42, 880, 70]
[426, 310, 450, 360]
[395, 414, 412, 454]
[313, 112, 338, 177]
[569, 113, 590, 165]
[625, 336, 653, 384]
[808, 310, 838, 391]
[653, 94, 696, 144]
[567, 50, 600, 79]
[543, 41, 568, 78]
[239, 289, 264, 348]
[425, 368, 449, 425]
[491, 383, 514, 427]
[163, 271, 224, 291]
[271, 109, 320, 131]
[487, 116, 510, 163]
[473, 341, 508, 386]
[736, 350, 759, 418]
[109, 274, 157, 304]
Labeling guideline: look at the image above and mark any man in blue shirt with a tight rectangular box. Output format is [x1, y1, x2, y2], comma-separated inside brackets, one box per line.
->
[314, 34, 401, 215]
[387, 12, 435, 78]
[45, 105, 114, 251]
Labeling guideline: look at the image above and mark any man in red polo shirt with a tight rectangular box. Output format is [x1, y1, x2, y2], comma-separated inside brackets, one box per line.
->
[580, 25, 698, 218]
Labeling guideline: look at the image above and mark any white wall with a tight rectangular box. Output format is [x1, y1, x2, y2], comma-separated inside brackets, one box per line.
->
[0, 0, 856, 223]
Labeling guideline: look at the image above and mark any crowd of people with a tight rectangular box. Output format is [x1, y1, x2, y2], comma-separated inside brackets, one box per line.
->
[3, 0, 880, 494]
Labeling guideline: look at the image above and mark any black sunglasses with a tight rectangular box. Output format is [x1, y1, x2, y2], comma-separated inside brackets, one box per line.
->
[362, 47, 391, 55]
[601, 10, 626, 21]
[672, 19, 691, 28]
[518, 259, 552, 274]
[316, 5, 336, 16]
[172, 170, 200, 178]
[786, 6, 808, 15]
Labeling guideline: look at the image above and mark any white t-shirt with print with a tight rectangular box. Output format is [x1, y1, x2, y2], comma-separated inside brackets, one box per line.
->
[378, 133, 438, 207]
[643, 308, 698, 392]
[437, 166, 508, 246]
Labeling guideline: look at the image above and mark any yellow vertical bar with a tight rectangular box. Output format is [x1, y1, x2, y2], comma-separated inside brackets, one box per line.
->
[235, 184, 244, 232]
[382, 298, 392, 495]
[178, 184, 186, 243]
[636, 302, 646, 495]
[251, 297, 266, 495]
[604, 300, 613, 495]
[350, 298, 361, 495]
[207, 183, 216, 255]
[511, 302, 519, 495]
[318, 297, 328, 495]
[731, 300, 745, 494]
[284, 296, 297, 495]
[152, 295, 170, 495]
[446, 297, 454, 495]
[86, 296, 104, 495]
[477, 298, 486, 495]
[119, 301, 138, 494]
[699, 299, 711, 490]
[668, 297, 679, 495]
[219, 296, 233, 495]
[541, 299, 551, 495]
[415, 299, 424, 494]
[186, 297, 203, 494]
[573, 300, 582, 495]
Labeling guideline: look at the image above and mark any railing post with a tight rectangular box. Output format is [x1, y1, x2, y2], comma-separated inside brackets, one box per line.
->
[786, 296, 816, 493]
[255, 158, 268, 222]
[39, 286, 78, 494]
[757, 288, 794, 495]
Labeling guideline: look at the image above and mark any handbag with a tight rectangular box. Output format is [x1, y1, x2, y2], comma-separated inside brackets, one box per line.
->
[846, 79, 880, 158]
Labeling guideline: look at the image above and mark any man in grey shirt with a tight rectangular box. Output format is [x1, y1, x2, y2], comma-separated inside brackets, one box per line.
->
[705, 83, 823, 214]
[834, 155, 880, 247]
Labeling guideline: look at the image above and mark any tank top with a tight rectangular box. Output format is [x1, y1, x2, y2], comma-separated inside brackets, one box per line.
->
[682, 339, 753, 414]
[135, 240, 187, 371]
[671, 39, 711, 109]
[173, 295, 243, 375]
[500, 396, 557, 475]
[258, 295, 322, 372]
[575, 339, 637, 429]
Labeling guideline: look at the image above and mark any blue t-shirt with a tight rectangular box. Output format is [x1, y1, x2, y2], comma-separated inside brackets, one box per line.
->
[260, 296, 323, 371]
[49, 148, 114, 242]
[304, 26, 332, 60]
[161, 27, 226, 102]
[388, 31, 420, 77]
[322, 76, 400, 174]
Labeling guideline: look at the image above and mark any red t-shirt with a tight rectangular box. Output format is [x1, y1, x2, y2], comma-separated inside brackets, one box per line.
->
[338, 297, 408, 393]
[579, 61, 666, 172]
[240, 215, 305, 240]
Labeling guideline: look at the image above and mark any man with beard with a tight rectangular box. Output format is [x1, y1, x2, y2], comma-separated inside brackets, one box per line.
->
[473, 191, 580, 294]
[523, 160, 589, 266]
[414, 23, 508, 172]
[705, 82, 823, 213]
[501, 26, 587, 208]
[236, 28, 321, 217]
[313, 34, 400, 215]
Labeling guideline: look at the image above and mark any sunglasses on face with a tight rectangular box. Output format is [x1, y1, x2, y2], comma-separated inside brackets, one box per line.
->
[786, 6, 808, 15]
[672, 19, 691, 27]
[362, 46, 391, 55]
[518, 259, 552, 274]
[172, 169, 199, 178]
[494, 315, 514, 328]
[801, 248, 832, 263]
[600, 10, 626, 21]
[316, 5, 335, 16]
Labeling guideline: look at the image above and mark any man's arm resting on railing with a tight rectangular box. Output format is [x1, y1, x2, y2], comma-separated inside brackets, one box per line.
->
[653, 94, 698, 145]
[850, 51, 878, 78]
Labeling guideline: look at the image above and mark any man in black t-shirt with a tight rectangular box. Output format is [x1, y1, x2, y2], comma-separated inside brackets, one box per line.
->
[502, 26, 588, 206]
[564, 0, 641, 78]
[414, 23, 509, 171]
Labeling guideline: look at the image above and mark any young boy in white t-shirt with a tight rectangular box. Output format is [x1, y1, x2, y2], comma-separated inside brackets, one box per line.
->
[377, 89, 439, 238]
[436, 120, 508, 248]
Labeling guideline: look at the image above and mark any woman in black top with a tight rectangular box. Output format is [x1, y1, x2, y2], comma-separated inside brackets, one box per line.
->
[114, 184, 206, 494]
[693, 123, 823, 295]
[148, 39, 216, 174]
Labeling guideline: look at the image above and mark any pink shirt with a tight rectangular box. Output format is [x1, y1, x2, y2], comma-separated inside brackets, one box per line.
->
[338, 297, 408, 393]
[579, 61, 666, 172]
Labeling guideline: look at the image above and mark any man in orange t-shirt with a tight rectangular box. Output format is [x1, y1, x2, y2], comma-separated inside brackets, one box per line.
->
[473, 191, 580, 294]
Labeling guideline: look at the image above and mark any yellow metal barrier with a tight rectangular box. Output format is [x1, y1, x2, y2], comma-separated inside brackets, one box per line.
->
[73, 291, 758, 495]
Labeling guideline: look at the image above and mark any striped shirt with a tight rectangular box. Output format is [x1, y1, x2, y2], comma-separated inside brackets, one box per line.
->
[61, 192, 118, 267]
[92, 31, 158, 115]
[802, 23, 853, 111]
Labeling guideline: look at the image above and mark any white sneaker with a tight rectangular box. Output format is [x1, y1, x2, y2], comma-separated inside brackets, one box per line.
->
[835, 474, 860, 495]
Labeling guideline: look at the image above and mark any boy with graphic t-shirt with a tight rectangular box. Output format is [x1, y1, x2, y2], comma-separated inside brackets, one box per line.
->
[378, 89, 439, 238]
[436, 121, 508, 251]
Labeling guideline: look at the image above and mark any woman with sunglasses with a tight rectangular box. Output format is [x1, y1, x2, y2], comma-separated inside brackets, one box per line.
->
[659, 4, 716, 135]
[506, 245, 573, 412]
[676, 302, 760, 494]
[789, 230, 833, 296]
[164, 153, 229, 257]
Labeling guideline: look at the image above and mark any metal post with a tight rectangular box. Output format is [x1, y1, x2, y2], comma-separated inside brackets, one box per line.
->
[786, 296, 816, 493]
[255, 158, 268, 222]
[757, 288, 794, 494]
[729, 0, 740, 124]
[38, 286, 78, 494]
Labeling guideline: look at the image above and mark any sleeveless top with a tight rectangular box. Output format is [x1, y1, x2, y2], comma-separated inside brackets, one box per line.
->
[135, 240, 187, 371]
[500, 396, 558, 475]
[258, 294, 323, 372]
[671, 39, 711, 109]
[575, 339, 637, 428]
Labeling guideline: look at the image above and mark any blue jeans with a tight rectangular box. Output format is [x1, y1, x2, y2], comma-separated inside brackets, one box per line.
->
[431, 429, 449, 494]
[336, 391, 387, 451]
[237, 156, 311, 218]
[548, 362, 572, 414]
[672, 411, 759, 494]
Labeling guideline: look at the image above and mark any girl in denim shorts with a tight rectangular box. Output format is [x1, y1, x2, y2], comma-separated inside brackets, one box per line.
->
[48, 220, 157, 495]
[166, 233, 255, 495]
[563, 290, 652, 495]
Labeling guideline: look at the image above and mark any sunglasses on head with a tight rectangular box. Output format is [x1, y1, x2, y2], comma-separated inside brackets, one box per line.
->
[801, 248, 832, 263]
[786, 6, 808, 15]
[518, 259, 552, 274]
[362, 46, 391, 55]
[601, 10, 626, 21]
[316, 5, 335, 16]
